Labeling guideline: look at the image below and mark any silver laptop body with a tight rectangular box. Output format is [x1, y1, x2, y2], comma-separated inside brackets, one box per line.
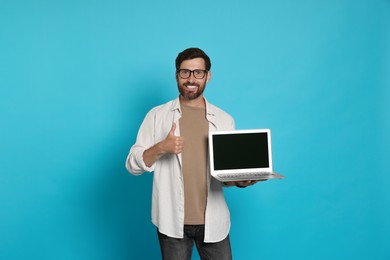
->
[208, 129, 285, 182]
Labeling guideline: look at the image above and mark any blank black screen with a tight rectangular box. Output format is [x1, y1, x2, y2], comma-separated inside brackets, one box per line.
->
[212, 133, 269, 170]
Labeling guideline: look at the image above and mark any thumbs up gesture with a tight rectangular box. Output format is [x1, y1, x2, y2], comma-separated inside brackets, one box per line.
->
[142, 123, 185, 167]
[161, 123, 185, 154]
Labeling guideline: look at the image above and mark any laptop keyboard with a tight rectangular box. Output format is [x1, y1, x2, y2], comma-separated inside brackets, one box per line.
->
[217, 172, 272, 180]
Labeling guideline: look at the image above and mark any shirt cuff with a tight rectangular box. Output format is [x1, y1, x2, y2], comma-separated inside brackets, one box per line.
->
[137, 149, 154, 172]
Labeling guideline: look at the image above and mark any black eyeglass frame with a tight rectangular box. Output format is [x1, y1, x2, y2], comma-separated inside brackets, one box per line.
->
[176, 69, 209, 79]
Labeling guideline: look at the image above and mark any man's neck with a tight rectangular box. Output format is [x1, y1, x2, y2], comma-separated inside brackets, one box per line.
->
[179, 95, 206, 108]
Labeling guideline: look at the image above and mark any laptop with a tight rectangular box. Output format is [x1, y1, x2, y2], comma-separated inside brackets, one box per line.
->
[208, 129, 285, 182]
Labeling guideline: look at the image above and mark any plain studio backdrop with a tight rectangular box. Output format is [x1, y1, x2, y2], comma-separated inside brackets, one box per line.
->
[0, 0, 389, 259]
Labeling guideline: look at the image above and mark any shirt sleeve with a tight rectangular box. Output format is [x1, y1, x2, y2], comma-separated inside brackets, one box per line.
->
[230, 117, 236, 131]
[125, 110, 157, 175]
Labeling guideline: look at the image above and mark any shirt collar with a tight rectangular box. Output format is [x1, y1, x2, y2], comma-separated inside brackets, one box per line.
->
[170, 96, 216, 116]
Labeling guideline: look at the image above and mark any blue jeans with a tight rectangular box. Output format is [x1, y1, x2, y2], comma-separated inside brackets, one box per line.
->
[157, 225, 232, 260]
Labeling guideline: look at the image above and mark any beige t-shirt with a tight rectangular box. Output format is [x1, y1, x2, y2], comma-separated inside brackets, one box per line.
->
[179, 103, 209, 225]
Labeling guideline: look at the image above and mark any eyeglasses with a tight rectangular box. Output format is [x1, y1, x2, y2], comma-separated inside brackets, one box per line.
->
[177, 69, 208, 79]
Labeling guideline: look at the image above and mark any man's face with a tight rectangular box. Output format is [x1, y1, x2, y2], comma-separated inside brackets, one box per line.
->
[176, 58, 211, 101]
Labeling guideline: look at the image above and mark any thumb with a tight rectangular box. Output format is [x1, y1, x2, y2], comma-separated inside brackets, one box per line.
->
[169, 123, 176, 136]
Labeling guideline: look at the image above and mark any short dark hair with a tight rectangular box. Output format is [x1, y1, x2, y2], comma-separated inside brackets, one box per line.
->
[175, 48, 211, 71]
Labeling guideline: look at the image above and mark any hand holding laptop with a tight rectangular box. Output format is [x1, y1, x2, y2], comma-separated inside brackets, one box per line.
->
[224, 179, 267, 188]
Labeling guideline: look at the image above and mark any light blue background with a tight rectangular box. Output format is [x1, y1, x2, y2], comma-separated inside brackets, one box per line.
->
[1, 0, 389, 259]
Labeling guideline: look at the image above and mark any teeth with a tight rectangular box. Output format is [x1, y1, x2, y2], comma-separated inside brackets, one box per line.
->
[187, 85, 197, 89]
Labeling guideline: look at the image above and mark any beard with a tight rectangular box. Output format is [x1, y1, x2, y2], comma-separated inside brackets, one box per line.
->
[177, 82, 206, 100]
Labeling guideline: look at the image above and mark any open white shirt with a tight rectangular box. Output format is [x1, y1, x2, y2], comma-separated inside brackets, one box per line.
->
[126, 97, 235, 242]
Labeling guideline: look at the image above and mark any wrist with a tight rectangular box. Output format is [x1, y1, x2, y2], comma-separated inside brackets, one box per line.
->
[155, 141, 167, 156]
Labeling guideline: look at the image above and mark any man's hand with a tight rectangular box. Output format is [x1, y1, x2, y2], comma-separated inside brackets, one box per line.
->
[159, 123, 185, 154]
[224, 180, 266, 188]
[143, 123, 184, 167]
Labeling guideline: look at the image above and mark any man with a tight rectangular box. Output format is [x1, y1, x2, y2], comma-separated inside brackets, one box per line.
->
[126, 48, 257, 260]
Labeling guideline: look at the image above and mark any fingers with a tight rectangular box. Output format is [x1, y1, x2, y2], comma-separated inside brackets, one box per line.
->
[223, 181, 236, 187]
[163, 123, 184, 154]
[172, 136, 184, 154]
[236, 180, 258, 188]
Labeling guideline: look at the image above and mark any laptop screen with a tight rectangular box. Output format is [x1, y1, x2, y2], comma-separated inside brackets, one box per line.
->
[211, 131, 270, 171]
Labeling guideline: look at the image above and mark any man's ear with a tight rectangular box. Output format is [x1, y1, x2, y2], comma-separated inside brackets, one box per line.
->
[206, 71, 212, 83]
